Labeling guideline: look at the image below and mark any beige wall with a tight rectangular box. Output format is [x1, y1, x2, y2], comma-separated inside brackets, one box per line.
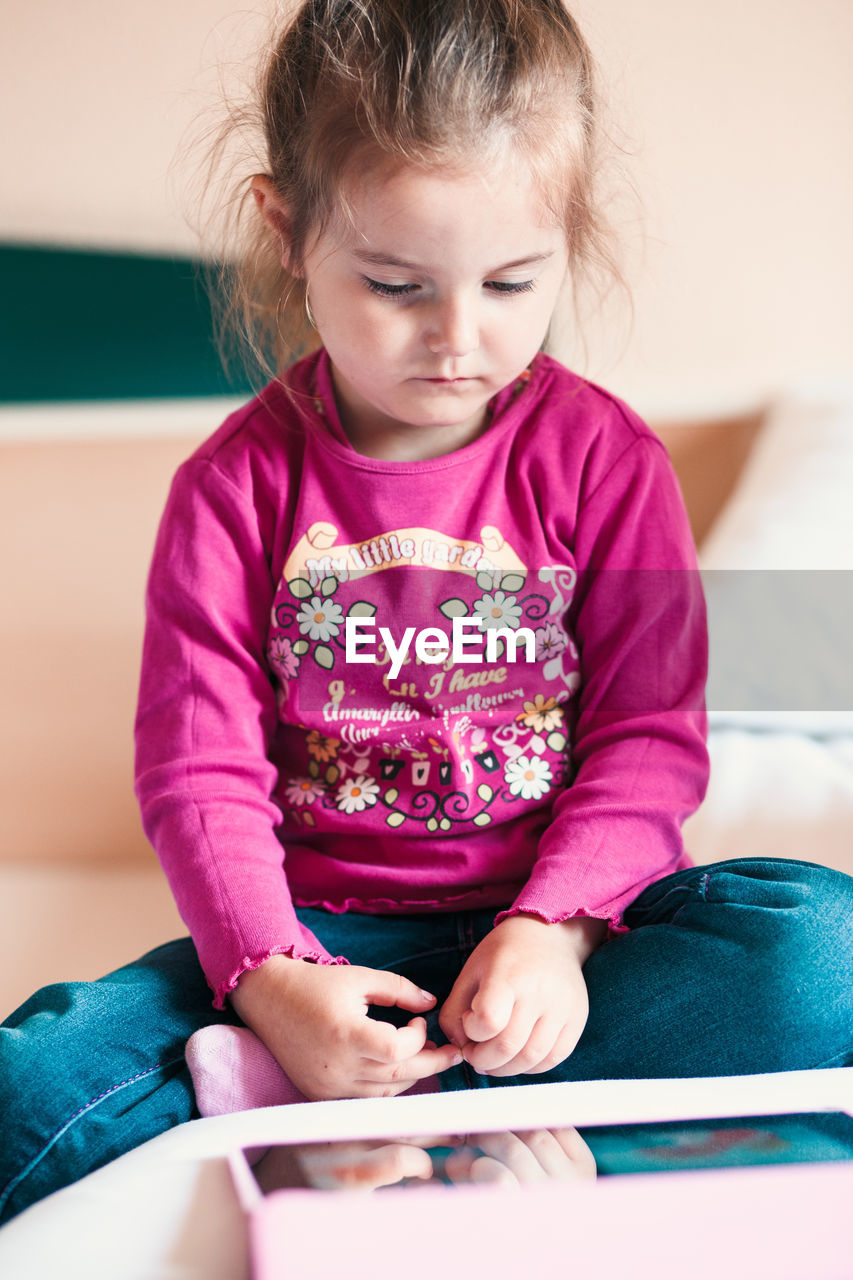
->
[3, 1, 851, 416]
[569, 0, 853, 412]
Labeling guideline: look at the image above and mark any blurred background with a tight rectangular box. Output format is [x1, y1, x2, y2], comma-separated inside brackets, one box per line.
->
[1, 0, 851, 1016]
[3, 0, 851, 410]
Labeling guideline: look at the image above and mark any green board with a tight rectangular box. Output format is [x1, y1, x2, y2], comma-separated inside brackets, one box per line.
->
[0, 244, 255, 402]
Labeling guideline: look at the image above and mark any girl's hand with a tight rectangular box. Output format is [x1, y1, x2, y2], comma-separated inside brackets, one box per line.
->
[444, 1127, 597, 1185]
[438, 913, 605, 1077]
[229, 955, 462, 1101]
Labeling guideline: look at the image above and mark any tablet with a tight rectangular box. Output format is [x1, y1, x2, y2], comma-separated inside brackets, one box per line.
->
[241, 1110, 853, 1193]
[228, 1081, 853, 1280]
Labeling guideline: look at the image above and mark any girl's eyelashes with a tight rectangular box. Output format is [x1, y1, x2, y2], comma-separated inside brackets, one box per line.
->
[363, 277, 418, 298]
[486, 279, 536, 296]
[362, 276, 537, 299]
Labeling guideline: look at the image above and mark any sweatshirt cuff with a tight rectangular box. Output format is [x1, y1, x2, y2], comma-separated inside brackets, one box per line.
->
[494, 846, 696, 941]
[493, 900, 627, 935]
[213, 936, 350, 1010]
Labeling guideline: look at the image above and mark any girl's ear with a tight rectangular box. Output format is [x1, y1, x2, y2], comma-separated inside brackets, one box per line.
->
[251, 175, 300, 275]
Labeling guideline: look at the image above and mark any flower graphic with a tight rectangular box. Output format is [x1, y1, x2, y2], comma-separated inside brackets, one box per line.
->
[516, 694, 563, 734]
[472, 590, 523, 630]
[284, 777, 324, 807]
[335, 774, 380, 814]
[306, 730, 340, 763]
[504, 755, 553, 801]
[296, 596, 344, 642]
[534, 623, 567, 662]
[268, 635, 300, 680]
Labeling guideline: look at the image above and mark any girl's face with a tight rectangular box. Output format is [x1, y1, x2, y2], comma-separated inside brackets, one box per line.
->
[297, 155, 570, 460]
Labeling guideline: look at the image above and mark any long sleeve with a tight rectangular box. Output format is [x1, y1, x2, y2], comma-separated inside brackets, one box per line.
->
[499, 434, 709, 930]
[134, 455, 345, 1009]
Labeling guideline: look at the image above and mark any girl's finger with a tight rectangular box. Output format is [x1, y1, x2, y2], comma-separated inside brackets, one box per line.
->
[313, 1142, 434, 1190]
[352, 1013, 428, 1063]
[468, 1155, 517, 1186]
[461, 977, 515, 1044]
[437, 984, 472, 1049]
[507, 1128, 586, 1179]
[480, 1015, 562, 1077]
[465, 1130, 550, 1183]
[518, 1021, 583, 1076]
[402, 1040, 463, 1078]
[359, 968, 437, 1013]
[359, 1039, 462, 1083]
[463, 1002, 536, 1073]
[548, 1126, 598, 1179]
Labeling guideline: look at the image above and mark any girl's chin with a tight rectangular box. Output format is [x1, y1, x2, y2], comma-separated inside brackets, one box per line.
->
[400, 410, 488, 435]
[401, 388, 491, 423]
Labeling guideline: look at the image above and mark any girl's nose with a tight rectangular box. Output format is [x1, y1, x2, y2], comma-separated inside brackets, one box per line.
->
[425, 295, 479, 357]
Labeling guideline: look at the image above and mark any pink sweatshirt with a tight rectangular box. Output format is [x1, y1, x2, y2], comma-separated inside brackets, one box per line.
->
[135, 350, 708, 1007]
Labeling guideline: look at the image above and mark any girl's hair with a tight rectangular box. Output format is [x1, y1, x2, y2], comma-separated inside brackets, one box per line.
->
[194, 0, 623, 387]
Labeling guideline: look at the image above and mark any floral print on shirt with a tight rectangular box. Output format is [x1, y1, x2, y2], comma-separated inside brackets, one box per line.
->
[267, 524, 580, 836]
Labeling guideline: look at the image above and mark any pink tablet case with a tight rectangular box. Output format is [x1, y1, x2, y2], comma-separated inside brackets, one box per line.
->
[232, 1150, 853, 1280]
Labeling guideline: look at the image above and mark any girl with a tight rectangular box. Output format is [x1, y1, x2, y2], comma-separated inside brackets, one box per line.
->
[2, 0, 851, 1224]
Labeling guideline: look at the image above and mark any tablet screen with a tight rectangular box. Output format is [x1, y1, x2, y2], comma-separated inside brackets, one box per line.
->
[244, 1110, 853, 1194]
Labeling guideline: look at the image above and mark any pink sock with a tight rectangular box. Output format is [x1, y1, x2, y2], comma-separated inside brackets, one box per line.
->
[185, 1024, 439, 1118]
[185, 1024, 308, 1116]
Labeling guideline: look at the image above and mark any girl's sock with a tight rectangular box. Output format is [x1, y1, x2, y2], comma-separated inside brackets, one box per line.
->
[185, 1024, 308, 1115]
[185, 1024, 438, 1117]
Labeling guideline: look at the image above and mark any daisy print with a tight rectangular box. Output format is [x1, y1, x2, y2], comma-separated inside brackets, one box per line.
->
[284, 777, 324, 806]
[472, 589, 523, 631]
[504, 755, 553, 801]
[296, 595, 344, 642]
[335, 774, 380, 815]
[517, 694, 563, 734]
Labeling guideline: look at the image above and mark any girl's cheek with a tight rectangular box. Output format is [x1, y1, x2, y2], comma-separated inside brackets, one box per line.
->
[376, 314, 417, 348]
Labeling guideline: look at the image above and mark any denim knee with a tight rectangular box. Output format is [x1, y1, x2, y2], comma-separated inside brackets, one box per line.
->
[696, 858, 853, 1070]
[0, 1052, 191, 1224]
[0, 942, 218, 1224]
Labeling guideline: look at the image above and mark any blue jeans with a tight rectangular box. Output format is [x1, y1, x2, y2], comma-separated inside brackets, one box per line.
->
[1, 857, 852, 1224]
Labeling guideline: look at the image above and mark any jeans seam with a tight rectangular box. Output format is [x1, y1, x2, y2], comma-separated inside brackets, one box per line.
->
[629, 873, 711, 928]
[811, 1047, 853, 1070]
[0, 1054, 186, 1217]
[675, 873, 710, 917]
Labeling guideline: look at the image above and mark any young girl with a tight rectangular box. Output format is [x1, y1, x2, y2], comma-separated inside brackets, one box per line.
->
[2, 0, 852, 1223]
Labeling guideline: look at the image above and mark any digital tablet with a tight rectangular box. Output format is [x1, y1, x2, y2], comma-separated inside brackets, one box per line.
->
[240, 1110, 853, 1194]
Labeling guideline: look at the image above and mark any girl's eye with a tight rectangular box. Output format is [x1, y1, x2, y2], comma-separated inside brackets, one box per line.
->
[486, 279, 536, 296]
[363, 278, 418, 298]
[363, 276, 536, 300]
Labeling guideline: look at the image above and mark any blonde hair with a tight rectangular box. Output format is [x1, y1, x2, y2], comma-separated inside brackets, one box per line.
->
[195, 0, 623, 388]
